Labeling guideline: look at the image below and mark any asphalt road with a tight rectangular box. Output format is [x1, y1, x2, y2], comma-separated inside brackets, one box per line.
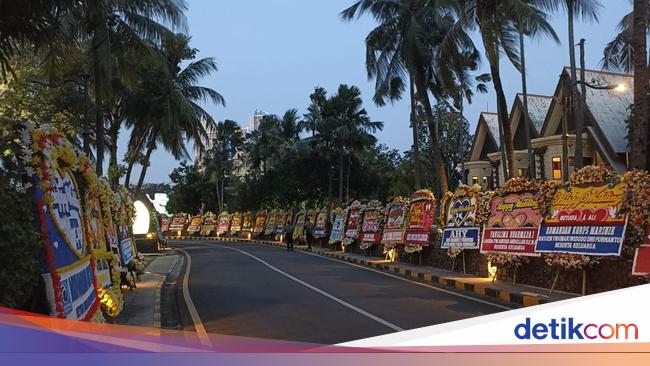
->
[169, 240, 509, 344]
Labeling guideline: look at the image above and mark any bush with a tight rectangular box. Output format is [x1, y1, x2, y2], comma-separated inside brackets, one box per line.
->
[0, 178, 46, 312]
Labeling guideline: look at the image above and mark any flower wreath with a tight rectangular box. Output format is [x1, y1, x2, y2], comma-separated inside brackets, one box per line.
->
[343, 200, 365, 246]
[359, 199, 385, 250]
[404, 189, 436, 253]
[482, 178, 542, 267]
[440, 185, 482, 258]
[541, 166, 617, 271]
[381, 197, 409, 251]
[621, 170, 650, 249]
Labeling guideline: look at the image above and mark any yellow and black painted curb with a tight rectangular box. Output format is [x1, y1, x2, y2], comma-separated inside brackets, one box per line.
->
[167, 236, 545, 308]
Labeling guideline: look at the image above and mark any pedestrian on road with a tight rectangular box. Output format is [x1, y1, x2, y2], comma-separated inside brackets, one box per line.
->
[285, 222, 294, 251]
[305, 219, 314, 251]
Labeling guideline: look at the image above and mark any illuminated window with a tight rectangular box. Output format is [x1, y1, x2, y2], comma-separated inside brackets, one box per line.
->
[483, 177, 488, 184]
[517, 168, 526, 177]
[552, 156, 562, 180]
[472, 176, 479, 185]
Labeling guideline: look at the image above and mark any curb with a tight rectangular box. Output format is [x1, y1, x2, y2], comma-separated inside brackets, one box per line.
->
[166, 236, 546, 308]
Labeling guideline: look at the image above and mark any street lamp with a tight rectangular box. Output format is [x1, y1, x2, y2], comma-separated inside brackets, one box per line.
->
[576, 79, 627, 91]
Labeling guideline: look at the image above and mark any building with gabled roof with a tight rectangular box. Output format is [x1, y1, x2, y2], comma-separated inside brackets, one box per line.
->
[464, 112, 500, 189]
[463, 67, 632, 188]
[531, 67, 630, 181]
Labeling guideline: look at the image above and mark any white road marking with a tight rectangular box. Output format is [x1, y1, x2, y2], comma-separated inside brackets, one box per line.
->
[298, 250, 513, 311]
[176, 248, 213, 347]
[213, 244, 405, 332]
[173, 239, 510, 317]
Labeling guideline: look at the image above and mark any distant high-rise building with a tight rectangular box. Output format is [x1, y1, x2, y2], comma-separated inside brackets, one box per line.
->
[244, 109, 269, 134]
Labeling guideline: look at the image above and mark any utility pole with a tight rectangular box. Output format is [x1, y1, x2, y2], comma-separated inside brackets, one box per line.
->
[519, 26, 536, 178]
[575, 39, 587, 169]
[561, 74, 570, 182]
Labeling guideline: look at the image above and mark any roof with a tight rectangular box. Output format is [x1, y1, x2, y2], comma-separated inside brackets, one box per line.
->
[482, 112, 500, 147]
[516, 93, 553, 134]
[565, 67, 633, 153]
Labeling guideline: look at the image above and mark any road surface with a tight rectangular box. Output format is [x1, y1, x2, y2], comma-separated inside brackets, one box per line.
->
[169, 240, 509, 344]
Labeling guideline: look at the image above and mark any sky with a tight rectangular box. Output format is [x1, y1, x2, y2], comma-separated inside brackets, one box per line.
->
[125, 0, 630, 184]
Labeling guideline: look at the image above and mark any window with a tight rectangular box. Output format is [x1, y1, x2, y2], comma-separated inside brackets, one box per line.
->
[472, 176, 479, 185]
[552, 156, 562, 180]
[517, 168, 526, 177]
[483, 177, 488, 184]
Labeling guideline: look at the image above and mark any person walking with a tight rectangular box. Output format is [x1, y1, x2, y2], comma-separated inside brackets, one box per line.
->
[305, 218, 314, 251]
[285, 222, 294, 251]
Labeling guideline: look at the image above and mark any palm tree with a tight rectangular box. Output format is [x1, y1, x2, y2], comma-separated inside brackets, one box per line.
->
[327, 84, 383, 204]
[203, 120, 244, 211]
[600, 3, 648, 170]
[127, 33, 224, 195]
[0, 0, 76, 79]
[342, 0, 476, 194]
[52, 0, 188, 177]
[457, 0, 557, 181]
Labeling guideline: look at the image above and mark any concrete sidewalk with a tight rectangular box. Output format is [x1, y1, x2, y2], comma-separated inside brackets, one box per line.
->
[114, 251, 179, 327]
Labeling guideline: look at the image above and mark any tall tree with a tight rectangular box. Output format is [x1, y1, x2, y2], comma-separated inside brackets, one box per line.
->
[202, 120, 243, 211]
[127, 33, 224, 195]
[52, 0, 188, 177]
[342, 0, 480, 193]
[457, 0, 557, 181]
[631, 0, 649, 169]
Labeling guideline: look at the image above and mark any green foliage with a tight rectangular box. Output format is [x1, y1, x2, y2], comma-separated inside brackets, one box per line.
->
[0, 177, 45, 311]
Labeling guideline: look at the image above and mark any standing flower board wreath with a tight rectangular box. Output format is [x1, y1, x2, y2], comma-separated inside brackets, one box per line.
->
[275, 211, 287, 235]
[307, 209, 318, 226]
[480, 178, 542, 256]
[328, 207, 346, 245]
[186, 215, 204, 235]
[169, 213, 188, 234]
[253, 210, 267, 237]
[381, 196, 409, 251]
[537, 166, 622, 294]
[293, 210, 307, 241]
[314, 208, 330, 238]
[200, 212, 217, 236]
[359, 200, 384, 250]
[241, 212, 254, 236]
[343, 200, 365, 247]
[264, 210, 278, 236]
[229, 212, 242, 236]
[481, 178, 541, 283]
[160, 214, 170, 233]
[19, 123, 102, 321]
[440, 185, 482, 250]
[404, 190, 436, 253]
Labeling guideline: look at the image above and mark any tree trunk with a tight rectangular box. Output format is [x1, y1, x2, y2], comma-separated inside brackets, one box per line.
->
[346, 154, 351, 203]
[124, 130, 148, 188]
[519, 27, 536, 178]
[94, 87, 104, 177]
[413, 70, 449, 194]
[409, 75, 422, 190]
[482, 30, 512, 181]
[489, 60, 514, 181]
[338, 151, 344, 206]
[632, 0, 649, 169]
[107, 119, 120, 189]
[134, 138, 155, 196]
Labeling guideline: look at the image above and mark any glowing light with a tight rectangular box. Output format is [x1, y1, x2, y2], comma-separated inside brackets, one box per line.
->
[177, 230, 182, 236]
[146, 233, 153, 239]
[487, 261, 498, 279]
[614, 83, 626, 92]
[132, 200, 150, 235]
